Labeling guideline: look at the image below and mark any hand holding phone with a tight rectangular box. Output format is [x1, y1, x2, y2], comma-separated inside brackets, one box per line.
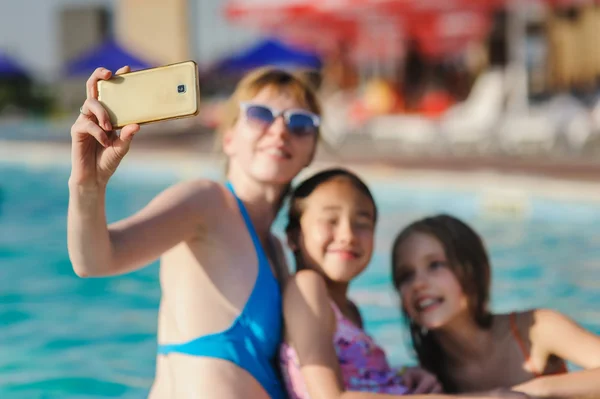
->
[69, 61, 200, 188]
[69, 66, 140, 188]
[97, 60, 200, 128]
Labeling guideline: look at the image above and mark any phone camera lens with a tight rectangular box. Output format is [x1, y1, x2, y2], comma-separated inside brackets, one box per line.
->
[177, 84, 186, 93]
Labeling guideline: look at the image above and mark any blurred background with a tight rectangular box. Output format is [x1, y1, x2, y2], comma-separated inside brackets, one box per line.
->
[1, 1, 600, 398]
[3, 0, 600, 162]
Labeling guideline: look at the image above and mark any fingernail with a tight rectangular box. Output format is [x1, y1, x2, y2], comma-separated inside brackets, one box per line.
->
[104, 122, 112, 131]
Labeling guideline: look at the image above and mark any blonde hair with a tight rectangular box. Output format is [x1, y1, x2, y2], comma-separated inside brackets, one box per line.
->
[217, 67, 322, 147]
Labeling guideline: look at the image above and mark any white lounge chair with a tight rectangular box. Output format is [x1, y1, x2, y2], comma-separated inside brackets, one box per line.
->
[439, 67, 506, 154]
[365, 114, 440, 156]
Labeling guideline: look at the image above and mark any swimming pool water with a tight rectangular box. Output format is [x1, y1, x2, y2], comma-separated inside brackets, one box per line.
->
[1, 162, 599, 398]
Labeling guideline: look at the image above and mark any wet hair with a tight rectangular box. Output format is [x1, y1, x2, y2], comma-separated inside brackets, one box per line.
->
[390, 214, 493, 392]
[286, 168, 377, 270]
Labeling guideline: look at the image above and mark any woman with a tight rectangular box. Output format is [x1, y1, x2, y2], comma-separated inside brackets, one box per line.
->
[67, 65, 320, 398]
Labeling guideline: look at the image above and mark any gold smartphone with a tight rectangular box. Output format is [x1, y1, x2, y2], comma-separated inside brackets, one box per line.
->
[97, 60, 200, 129]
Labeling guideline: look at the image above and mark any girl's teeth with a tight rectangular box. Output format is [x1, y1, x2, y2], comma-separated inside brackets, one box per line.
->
[418, 298, 438, 309]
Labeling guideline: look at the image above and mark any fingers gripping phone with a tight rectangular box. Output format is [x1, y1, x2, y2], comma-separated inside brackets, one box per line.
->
[97, 60, 200, 129]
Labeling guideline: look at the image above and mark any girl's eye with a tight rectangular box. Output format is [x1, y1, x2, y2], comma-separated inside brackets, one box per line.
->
[430, 261, 446, 270]
[353, 220, 373, 230]
[396, 270, 415, 286]
[321, 218, 337, 226]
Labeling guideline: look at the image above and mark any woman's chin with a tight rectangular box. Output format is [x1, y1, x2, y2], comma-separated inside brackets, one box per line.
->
[251, 168, 299, 186]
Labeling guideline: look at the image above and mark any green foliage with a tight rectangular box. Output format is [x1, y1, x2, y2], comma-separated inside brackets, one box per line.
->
[0, 77, 55, 117]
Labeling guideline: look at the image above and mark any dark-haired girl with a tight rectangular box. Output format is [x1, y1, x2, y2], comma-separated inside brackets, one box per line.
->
[392, 214, 600, 397]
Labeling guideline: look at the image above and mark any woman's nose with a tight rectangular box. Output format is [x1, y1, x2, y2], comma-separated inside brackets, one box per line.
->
[266, 115, 290, 139]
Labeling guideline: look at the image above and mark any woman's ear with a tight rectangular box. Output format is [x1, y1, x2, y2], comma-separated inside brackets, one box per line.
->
[222, 128, 235, 156]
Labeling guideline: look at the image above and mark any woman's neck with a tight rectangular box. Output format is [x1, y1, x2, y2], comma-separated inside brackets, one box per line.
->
[433, 313, 495, 366]
[226, 170, 287, 238]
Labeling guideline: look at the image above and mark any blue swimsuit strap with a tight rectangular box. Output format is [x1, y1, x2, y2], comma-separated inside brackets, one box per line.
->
[225, 182, 270, 268]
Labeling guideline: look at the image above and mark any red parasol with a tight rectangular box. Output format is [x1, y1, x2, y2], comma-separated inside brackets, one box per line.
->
[224, 0, 595, 60]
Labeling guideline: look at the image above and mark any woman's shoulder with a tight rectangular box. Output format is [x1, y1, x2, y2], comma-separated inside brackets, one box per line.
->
[165, 178, 225, 199]
[156, 179, 228, 215]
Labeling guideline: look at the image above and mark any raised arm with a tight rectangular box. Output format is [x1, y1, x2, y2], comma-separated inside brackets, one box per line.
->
[512, 309, 600, 398]
[67, 65, 222, 277]
[68, 178, 221, 277]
